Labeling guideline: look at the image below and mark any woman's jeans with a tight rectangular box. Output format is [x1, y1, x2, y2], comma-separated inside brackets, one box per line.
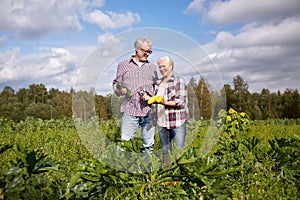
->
[121, 112, 155, 154]
[158, 122, 186, 154]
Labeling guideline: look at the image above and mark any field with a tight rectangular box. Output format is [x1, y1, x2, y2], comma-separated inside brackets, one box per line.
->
[0, 115, 299, 199]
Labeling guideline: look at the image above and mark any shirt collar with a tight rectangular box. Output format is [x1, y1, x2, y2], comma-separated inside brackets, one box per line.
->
[129, 56, 149, 64]
[157, 74, 175, 84]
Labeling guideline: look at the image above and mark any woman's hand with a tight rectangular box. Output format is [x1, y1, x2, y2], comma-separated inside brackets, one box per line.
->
[161, 100, 176, 107]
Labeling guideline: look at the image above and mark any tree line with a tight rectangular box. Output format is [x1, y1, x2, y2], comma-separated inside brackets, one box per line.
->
[0, 75, 299, 122]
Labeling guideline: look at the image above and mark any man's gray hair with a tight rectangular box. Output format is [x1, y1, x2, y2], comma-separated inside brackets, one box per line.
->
[134, 37, 152, 48]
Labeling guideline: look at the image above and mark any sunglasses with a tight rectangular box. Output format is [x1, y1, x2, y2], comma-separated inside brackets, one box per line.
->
[139, 48, 152, 54]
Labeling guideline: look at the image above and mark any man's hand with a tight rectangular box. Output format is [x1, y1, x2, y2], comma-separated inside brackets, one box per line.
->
[141, 92, 151, 101]
[119, 87, 127, 96]
[116, 82, 132, 97]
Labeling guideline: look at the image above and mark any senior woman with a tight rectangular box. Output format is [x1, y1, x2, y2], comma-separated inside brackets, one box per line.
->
[154, 55, 188, 166]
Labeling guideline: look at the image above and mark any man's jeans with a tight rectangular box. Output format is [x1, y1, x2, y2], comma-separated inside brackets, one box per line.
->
[158, 122, 186, 154]
[121, 112, 155, 154]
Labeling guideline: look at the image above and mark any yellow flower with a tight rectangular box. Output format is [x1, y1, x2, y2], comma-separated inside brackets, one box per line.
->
[228, 108, 235, 114]
[162, 181, 181, 186]
[240, 112, 246, 117]
[226, 116, 232, 121]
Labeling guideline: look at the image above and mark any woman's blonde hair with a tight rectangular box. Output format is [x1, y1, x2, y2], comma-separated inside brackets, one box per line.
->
[157, 55, 174, 69]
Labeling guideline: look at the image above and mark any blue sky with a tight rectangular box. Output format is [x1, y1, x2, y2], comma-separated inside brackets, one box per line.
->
[0, 0, 299, 95]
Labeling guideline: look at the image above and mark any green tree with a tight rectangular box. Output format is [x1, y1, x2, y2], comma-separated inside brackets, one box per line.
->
[95, 94, 109, 120]
[249, 92, 262, 120]
[280, 89, 300, 118]
[72, 90, 96, 123]
[195, 76, 212, 119]
[272, 90, 282, 118]
[223, 84, 234, 110]
[56, 91, 72, 118]
[187, 76, 200, 120]
[259, 88, 273, 119]
[0, 86, 21, 120]
[27, 84, 48, 103]
[213, 89, 227, 119]
[46, 88, 60, 119]
[232, 75, 251, 112]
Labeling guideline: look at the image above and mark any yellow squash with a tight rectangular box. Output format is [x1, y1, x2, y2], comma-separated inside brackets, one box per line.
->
[147, 96, 163, 104]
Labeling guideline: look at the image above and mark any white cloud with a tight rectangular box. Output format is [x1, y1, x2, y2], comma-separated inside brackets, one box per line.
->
[82, 10, 141, 30]
[215, 16, 300, 49]
[66, 45, 97, 65]
[203, 17, 300, 92]
[0, 47, 80, 91]
[0, 35, 7, 47]
[185, 0, 206, 14]
[0, 0, 106, 38]
[97, 32, 115, 43]
[210, 0, 300, 24]
[186, 0, 300, 92]
[0, 0, 140, 39]
[186, 0, 300, 24]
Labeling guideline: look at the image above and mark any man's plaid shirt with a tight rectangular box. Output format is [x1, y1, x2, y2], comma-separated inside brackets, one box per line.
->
[112, 56, 158, 117]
